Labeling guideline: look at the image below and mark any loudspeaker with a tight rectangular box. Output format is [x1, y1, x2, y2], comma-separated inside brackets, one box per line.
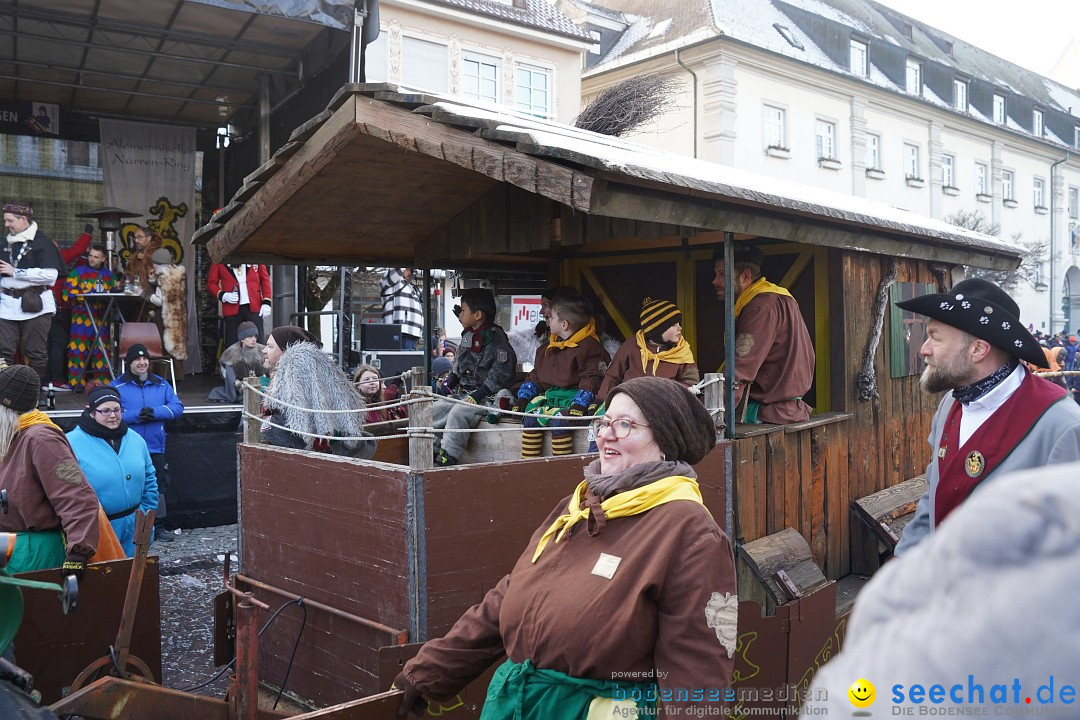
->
[365, 351, 425, 379]
[361, 323, 402, 350]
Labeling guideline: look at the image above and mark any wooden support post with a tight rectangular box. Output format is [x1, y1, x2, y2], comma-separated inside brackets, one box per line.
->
[411, 365, 426, 392]
[703, 372, 725, 431]
[242, 376, 261, 445]
[410, 387, 434, 471]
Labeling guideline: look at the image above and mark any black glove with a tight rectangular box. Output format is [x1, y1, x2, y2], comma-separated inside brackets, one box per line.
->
[62, 552, 87, 582]
[511, 399, 527, 414]
[452, 304, 461, 318]
[392, 672, 427, 717]
[83, 223, 94, 235]
[465, 389, 485, 405]
[138, 407, 155, 422]
[566, 404, 587, 418]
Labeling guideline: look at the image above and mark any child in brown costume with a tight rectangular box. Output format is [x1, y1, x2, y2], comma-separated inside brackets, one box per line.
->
[599, 297, 699, 402]
[513, 291, 609, 457]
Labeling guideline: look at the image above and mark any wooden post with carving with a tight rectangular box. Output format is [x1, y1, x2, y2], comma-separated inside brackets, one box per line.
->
[703, 372, 725, 432]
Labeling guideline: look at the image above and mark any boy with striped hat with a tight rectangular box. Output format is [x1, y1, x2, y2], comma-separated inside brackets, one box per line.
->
[598, 297, 699, 402]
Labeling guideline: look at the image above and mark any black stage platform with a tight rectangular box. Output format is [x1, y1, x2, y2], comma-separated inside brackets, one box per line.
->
[47, 373, 242, 530]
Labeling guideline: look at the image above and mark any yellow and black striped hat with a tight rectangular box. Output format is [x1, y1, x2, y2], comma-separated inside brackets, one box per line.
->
[640, 297, 681, 334]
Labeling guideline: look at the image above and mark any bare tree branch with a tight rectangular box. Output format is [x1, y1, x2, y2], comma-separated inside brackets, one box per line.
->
[945, 210, 1048, 293]
[574, 74, 682, 137]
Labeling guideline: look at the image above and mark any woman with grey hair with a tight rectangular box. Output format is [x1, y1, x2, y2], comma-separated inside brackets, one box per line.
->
[259, 326, 375, 459]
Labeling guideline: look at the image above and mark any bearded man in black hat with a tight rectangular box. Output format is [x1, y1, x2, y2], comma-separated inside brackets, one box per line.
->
[894, 278, 1080, 555]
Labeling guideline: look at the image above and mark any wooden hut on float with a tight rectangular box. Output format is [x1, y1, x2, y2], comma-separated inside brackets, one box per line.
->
[92, 84, 1019, 718]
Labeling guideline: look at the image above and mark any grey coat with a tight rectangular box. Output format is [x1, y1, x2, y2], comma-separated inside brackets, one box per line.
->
[807, 460, 1080, 712]
[896, 373, 1080, 556]
[452, 324, 516, 398]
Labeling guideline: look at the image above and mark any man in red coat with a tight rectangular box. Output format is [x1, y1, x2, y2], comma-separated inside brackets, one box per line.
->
[207, 263, 272, 348]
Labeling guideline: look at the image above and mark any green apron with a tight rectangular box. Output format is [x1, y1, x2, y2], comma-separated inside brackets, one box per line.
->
[480, 658, 656, 720]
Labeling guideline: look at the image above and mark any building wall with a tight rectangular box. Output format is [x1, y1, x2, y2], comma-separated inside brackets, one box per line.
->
[584, 40, 1080, 332]
[369, 3, 585, 123]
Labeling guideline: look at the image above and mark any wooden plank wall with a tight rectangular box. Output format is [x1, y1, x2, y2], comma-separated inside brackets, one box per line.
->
[240, 445, 412, 705]
[731, 416, 851, 580]
[730, 250, 940, 582]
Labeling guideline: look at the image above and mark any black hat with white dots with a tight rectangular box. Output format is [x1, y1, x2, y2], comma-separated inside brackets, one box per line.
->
[895, 278, 1046, 368]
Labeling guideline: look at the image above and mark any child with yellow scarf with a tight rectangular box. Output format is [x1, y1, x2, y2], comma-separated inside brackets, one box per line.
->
[598, 298, 699, 403]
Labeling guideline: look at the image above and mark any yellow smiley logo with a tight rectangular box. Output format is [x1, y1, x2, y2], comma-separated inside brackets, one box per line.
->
[848, 678, 876, 708]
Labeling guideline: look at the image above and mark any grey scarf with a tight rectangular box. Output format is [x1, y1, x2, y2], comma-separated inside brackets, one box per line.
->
[583, 458, 697, 501]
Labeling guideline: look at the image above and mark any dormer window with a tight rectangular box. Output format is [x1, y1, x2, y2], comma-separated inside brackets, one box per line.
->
[953, 78, 968, 112]
[902, 22, 913, 39]
[993, 94, 1006, 125]
[1033, 109, 1044, 137]
[850, 38, 868, 77]
[905, 59, 921, 95]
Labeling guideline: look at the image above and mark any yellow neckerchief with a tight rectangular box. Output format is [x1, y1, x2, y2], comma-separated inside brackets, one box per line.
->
[531, 475, 705, 562]
[635, 331, 695, 375]
[732, 276, 793, 318]
[16, 409, 57, 432]
[546, 319, 599, 352]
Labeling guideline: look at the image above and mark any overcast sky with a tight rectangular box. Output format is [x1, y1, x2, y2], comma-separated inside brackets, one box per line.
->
[872, 0, 1079, 77]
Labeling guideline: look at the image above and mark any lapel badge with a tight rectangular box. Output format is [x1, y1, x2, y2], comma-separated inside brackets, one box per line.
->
[964, 450, 985, 478]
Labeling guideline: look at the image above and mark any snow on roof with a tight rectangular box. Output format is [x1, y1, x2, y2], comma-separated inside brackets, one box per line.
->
[423, 98, 1021, 259]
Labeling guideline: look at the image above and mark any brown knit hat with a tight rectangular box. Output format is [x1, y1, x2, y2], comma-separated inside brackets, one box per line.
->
[270, 325, 321, 350]
[0, 365, 41, 413]
[608, 376, 716, 465]
[640, 298, 681, 335]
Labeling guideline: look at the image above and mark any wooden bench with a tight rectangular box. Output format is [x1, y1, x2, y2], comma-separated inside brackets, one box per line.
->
[736, 527, 828, 615]
[850, 475, 928, 573]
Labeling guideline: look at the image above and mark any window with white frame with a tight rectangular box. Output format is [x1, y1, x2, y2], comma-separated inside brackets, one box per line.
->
[941, 153, 955, 187]
[1034, 177, 1046, 208]
[364, 31, 388, 82]
[515, 64, 551, 118]
[904, 143, 920, 179]
[905, 59, 921, 95]
[462, 53, 499, 103]
[975, 162, 988, 194]
[402, 36, 448, 93]
[1070, 186, 1079, 219]
[993, 94, 1006, 124]
[850, 39, 868, 77]
[1002, 170, 1014, 200]
[1033, 109, 1044, 137]
[763, 104, 786, 149]
[953, 78, 968, 112]
[866, 133, 881, 170]
[1075, 126, 1080, 148]
[816, 120, 836, 160]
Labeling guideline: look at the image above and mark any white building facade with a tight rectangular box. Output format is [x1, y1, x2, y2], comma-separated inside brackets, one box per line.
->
[569, 0, 1080, 333]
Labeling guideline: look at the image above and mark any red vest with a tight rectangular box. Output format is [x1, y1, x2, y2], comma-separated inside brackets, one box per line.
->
[934, 372, 1066, 525]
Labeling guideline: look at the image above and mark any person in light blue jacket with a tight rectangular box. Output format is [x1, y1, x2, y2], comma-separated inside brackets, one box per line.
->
[67, 385, 157, 556]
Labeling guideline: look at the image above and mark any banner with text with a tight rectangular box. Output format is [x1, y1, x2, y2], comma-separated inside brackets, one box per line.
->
[0, 100, 60, 137]
[99, 118, 201, 373]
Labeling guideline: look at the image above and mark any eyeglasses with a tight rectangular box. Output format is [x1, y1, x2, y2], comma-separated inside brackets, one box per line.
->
[591, 417, 650, 439]
[133, 234, 147, 240]
[94, 408, 122, 416]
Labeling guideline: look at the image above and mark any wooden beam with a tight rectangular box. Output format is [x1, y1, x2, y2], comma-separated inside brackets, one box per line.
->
[588, 182, 1020, 271]
[207, 97, 363, 263]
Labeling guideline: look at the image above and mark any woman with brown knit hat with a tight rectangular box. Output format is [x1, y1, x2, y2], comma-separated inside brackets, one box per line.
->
[395, 376, 735, 719]
[598, 297, 700, 402]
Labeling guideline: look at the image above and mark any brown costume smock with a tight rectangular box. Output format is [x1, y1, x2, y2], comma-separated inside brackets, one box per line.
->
[0, 423, 100, 557]
[598, 340, 699, 402]
[526, 336, 610, 396]
[403, 490, 736, 712]
[732, 290, 814, 423]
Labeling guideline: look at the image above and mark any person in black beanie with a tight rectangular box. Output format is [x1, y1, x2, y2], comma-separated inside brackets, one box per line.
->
[66, 386, 158, 556]
[394, 376, 735, 718]
[111, 343, 184, 542]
